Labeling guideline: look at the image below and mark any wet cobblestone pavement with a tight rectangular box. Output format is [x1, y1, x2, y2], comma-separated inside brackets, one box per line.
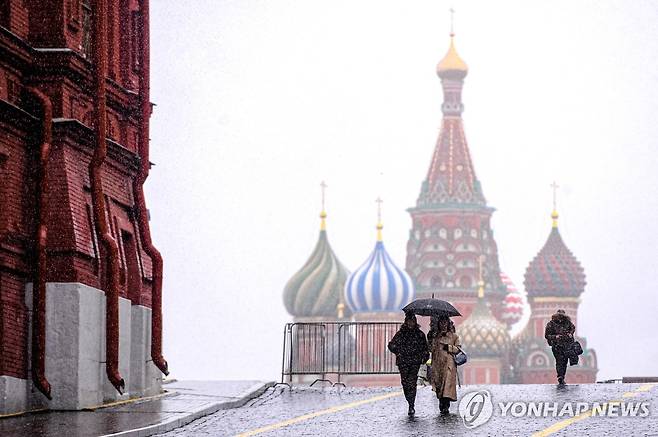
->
[156, 383, 658, 437]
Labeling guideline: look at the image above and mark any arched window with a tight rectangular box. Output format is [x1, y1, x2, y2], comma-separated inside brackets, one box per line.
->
[430, 276, 443, 288]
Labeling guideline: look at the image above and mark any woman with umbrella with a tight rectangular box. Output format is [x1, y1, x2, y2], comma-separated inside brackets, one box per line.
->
[430, 316, 461, 415]
[403, 297, 461, 415]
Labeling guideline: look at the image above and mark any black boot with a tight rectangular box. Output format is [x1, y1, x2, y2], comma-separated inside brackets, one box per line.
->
[439, 397, 450, 415]
[558, 376, 565, 386]
[408, 405, 415, 416]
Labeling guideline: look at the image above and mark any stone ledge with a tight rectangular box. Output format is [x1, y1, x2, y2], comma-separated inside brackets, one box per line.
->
[101, 381, 276, 437]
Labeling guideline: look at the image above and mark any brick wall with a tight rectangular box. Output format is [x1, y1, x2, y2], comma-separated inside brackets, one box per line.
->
[0, 120, 33, 242]
[5, 0, 29, 40]
[1, 0, 156, 381]
[0, 271, 28, 379]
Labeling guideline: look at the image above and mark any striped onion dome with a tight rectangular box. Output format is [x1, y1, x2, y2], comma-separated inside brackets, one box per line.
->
[344, 223, 414, 313]
[500, 272, 526, 328]
[524, 211, 586, 298]
[283, 212, 351, 319]
[458, 283, 510, 358]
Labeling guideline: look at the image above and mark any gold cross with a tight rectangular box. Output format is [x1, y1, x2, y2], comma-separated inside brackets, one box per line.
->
[375, 197, 383, 224]
[449, 7, 455, 36]
[550, 181, 559, 212]
[320, 180, 327, 211]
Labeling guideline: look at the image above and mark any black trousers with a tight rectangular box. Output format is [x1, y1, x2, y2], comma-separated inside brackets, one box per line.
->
[552, 347, 568, 380]
[398, 364, 420, 407]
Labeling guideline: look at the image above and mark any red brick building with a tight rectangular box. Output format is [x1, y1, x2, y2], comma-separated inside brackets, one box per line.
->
[0, 0, 167, 414]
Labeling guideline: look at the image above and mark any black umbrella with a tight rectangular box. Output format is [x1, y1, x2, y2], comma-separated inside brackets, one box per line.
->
[402, 297, 461, 317]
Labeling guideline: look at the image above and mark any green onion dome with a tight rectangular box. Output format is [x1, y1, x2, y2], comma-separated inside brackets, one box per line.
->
[283, 214, 351, 319]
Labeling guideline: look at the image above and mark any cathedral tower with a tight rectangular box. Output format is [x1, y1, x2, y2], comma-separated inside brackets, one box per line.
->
[513, 192, 598, 384]
[406, 31, 506, 322]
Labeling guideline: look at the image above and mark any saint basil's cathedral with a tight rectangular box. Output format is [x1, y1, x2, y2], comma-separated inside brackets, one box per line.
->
[283, 30, 598, 385]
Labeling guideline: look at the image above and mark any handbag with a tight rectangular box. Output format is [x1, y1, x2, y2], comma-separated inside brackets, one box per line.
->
[572, 341, 583, 356]
[454, 346, 468, 366]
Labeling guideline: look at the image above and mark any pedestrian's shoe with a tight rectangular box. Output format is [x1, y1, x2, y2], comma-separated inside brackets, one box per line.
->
[557, 377, 566, 386]
[440, 408, 450, 416]
[408, 406, 415, 416]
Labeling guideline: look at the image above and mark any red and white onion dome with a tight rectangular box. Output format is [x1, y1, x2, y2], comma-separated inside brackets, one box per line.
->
[500, 272, 525, 328]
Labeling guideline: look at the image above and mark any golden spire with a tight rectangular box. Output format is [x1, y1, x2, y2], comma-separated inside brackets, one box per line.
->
[336, 301, 345, 319]
[477, 254, 485, 298]
[437, 8, 468, 75]
[375, 196, 383, 241]
[551, 181, 559, 228]
[320, 181, 327, 231]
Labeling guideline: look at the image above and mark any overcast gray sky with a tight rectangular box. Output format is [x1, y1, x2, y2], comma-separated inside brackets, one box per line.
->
[148, 0, 658, 382]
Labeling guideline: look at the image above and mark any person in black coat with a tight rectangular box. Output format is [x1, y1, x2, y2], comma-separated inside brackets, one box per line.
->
[388, 312, 429, 416]
[544, 309, 577, 386]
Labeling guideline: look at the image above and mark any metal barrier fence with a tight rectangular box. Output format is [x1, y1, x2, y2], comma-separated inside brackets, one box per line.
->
[280, 322, 403, 387]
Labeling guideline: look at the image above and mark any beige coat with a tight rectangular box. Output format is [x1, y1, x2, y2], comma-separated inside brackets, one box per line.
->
[430, 331, 460, 401]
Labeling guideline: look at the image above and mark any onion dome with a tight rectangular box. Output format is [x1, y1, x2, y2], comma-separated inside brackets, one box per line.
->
[500, 272, 525, 328]
[437, 34, 468, 80]
[345, 203, 414, 313]
[458, 280, 510, 358]
[283, 207, 351, 319]
[524, 209, 586, 297]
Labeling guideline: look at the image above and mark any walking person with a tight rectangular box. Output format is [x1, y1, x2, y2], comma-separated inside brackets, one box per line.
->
[388, 312, 429, 416]
[544, 309, 576, 386]
[430, 316, 460, 415]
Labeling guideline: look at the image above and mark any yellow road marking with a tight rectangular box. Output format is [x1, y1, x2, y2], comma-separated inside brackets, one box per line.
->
[235, 391, 404, 437]
[0, 390, 172, 418]
[86, 390, 172, 411]
[0, 407, 48, 419]
[637, 383, 657, 392]
[531, 383, 658, 437]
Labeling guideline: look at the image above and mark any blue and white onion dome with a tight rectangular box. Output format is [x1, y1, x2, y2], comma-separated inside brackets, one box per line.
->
[345, 219, 415, 313]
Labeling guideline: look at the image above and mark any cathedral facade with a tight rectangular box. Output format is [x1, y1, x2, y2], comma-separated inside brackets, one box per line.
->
[282, 32, 598, 385]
